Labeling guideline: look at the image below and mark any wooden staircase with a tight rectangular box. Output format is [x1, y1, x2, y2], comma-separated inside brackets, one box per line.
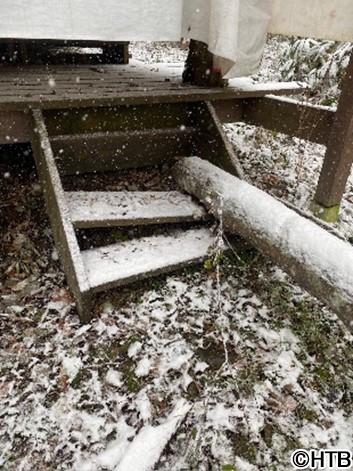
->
[31, 100, 239, 321]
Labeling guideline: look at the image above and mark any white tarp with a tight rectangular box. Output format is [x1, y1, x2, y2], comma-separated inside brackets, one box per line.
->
[0, 0, 184, 42]
[0, 0, 352, 77]
[182, 0, 272, 78]
[0, 0, 271, 77]
[269, 0, 353, 43]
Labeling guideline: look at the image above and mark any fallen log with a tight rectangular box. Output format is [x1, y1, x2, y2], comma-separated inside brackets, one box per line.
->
[173, 157, 353, 331]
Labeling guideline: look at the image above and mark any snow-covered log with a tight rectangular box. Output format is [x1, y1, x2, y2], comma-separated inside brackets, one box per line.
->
[173, 157, 353, 330]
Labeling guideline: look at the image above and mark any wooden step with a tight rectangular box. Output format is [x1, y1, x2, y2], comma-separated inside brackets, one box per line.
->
[65, 191, 207, 228]
[81, 228, 215, 292]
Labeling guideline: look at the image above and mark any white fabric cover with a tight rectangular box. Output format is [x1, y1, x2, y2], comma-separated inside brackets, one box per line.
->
[0, 0, 352, 77]
[0, 0, 271, 77]
[0, 0, 183, 42]
[182, 0, 272, 78]
[269, 0, 353, 43]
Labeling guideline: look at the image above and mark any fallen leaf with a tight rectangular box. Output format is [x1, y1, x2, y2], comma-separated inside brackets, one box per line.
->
[52, 288, 73, 305]
[11, 279, 29, 292]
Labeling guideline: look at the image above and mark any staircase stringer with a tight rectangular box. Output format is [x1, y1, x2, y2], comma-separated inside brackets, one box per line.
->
[31, 109, 92, 322]
[191, 101, 245, 179]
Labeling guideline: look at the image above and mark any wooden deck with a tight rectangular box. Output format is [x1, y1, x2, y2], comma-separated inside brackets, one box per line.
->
[0, 60, 305, 111]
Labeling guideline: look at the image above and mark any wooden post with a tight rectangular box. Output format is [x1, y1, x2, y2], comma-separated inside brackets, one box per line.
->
[8, 41, 16, 63]
[102, 42, 130, 64]
[182, 40, 225, 87]
[173, 157, 353, 331]
[313, 52, 353, 222]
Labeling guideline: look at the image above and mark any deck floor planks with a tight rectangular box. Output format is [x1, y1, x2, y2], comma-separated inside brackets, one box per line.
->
[0, 61, 305, 111]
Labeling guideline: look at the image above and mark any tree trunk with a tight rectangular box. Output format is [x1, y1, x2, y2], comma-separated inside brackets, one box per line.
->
[173, 157, 353, 331]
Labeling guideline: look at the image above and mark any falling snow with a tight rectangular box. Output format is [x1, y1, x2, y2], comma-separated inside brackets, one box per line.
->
[0, 38, 353, 471]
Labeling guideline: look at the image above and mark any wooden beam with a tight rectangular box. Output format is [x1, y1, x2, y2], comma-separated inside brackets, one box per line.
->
[31, 109, 92, 321]
[0, 97, 334, 146]
[241, 96, 335, 146]
[44, 102, 195, 136]
[191, 101, 245, 178]
[51, 127, 197, 175]
[0, 39, 130, 65]
[314, 52, 353, 209]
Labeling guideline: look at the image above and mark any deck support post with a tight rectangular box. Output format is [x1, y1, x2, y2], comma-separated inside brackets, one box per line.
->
[183, 39, 225, 87]
[313, 52, 353, 222]
[102, 42, 130, 64]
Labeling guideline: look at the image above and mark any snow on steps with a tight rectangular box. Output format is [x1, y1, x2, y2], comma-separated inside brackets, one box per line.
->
[82, 227, 216, 292]
[65, 191, 207, 228]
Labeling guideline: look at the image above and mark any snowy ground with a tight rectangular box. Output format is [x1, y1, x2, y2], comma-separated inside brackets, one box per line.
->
[1, 39, 353, 471]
